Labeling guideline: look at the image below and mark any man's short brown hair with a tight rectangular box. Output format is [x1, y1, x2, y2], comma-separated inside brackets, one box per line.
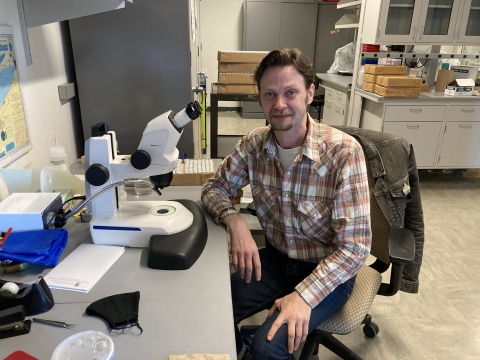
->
[254, 48, 315, 91]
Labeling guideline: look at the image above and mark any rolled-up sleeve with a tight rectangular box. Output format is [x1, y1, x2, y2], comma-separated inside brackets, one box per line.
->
[201, 138, 251, 224]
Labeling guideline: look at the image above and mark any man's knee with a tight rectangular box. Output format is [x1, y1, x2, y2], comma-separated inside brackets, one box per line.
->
[249, 322, 293, 360]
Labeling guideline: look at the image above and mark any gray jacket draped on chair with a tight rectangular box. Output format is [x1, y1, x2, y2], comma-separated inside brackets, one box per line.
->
[335, 126, 424, 294]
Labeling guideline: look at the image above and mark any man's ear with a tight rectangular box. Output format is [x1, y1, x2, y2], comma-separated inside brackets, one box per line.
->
[307, 83, 315, 105]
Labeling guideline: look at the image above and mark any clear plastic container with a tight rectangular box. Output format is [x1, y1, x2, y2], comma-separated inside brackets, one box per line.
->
[49, 135, 70, 173]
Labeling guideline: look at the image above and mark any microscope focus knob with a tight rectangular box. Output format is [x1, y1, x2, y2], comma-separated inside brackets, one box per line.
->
[85, 163, 110, 186]
[131, 150, 151, 170]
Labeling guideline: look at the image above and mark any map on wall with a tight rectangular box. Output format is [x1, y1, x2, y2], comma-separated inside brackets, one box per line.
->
[0, 25, 31, 167]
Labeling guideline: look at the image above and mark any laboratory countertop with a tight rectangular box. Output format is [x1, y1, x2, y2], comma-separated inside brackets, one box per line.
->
[356, 88, 480, 103]
[316, 73, 353, 92]
[0, 184, 236, 359]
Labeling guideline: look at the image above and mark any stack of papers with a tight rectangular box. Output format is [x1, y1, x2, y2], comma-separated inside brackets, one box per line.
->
[44, 243, 125, 293]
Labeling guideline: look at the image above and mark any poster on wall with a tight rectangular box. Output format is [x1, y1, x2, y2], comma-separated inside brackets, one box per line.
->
[0, 25, 32, 167]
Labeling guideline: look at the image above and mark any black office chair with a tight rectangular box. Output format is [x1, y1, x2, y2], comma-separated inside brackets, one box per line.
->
[310, 95, 325, 122]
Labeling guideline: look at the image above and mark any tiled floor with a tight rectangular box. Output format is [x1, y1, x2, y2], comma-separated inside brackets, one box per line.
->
[211, 110, 480, 359]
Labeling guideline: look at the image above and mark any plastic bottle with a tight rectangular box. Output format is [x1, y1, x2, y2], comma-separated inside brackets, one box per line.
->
[49, 135, 70, 173]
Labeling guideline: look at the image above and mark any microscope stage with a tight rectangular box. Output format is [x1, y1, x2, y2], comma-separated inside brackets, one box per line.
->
[90, 200, 194, 247]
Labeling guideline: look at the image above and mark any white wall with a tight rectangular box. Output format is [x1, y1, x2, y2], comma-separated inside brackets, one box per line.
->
[0, 0, 77, 170]
[200, 0, 244, 107]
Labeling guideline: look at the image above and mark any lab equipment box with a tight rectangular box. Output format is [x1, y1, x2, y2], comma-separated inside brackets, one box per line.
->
[217, 51, 268, 64]
[0, 193, 62, 231]
[376, 76, 423, 87]
[218, 73, 255, 85]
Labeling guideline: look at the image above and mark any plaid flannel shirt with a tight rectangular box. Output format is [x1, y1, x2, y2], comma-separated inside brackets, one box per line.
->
[201, 117, 371, 308]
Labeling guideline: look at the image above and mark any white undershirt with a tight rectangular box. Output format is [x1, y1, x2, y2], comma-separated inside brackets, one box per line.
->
[276, 142, 302, 173]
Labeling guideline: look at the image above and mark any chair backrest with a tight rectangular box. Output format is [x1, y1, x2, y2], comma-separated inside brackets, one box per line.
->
[364, 155, 391, 265]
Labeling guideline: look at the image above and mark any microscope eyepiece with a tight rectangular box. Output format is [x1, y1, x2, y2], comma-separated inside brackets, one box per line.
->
[185, 101, 202, 120]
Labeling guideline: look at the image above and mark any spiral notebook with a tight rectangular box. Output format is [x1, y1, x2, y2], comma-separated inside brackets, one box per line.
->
[44, 243, 125, 293]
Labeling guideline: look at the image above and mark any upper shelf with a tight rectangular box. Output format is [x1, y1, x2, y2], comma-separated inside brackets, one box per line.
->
[17, 0, 129, 65]
[335, 13, 359, 29]
[337, 0, 361, 9]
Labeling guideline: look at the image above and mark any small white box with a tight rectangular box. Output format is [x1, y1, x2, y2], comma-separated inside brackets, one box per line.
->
[444, 79, 475, 96]
[0, 193, 62, 231]
[451, 66, 479, 81]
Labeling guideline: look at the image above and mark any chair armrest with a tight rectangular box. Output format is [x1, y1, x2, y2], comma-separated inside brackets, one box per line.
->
[388, 228, 415, 265]
[377, 228, 415, 297]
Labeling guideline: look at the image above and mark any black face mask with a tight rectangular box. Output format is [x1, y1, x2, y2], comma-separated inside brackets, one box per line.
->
[86, 291, 143, 334]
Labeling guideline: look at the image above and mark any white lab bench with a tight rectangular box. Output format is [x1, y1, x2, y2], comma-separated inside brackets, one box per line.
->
[0, 182, 236, 359]
[356, 89, 480, 169]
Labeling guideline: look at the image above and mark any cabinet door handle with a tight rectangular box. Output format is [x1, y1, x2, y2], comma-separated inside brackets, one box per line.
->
[407, 125, 420, 129]
[419, 26, 423, 39]
[461, 109, 475, 113]
[412, 25, 417, 40]
[459, 124, 472, 129]
[409, 108, 422, 113]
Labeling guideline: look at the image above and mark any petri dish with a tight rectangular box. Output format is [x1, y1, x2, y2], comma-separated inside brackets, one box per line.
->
[51, 330, 114, 360]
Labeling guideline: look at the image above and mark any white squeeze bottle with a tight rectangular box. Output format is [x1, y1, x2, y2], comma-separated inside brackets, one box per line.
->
[49, 135, 70, 173]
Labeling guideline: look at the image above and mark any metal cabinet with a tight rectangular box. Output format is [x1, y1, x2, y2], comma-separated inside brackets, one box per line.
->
[455, 0, 480, 45]
[363, 0, 463, 45]
[242, 0, 318, 118]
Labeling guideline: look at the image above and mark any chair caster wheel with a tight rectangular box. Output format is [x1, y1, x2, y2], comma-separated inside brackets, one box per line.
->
[363, 322, 379, 338]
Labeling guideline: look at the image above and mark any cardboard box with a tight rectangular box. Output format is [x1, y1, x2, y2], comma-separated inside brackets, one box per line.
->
[364, 65, 408, 75]
[421, 83, 431, 92]
[451, 65, 479, 81]
[363, 74, 377, 84]
[444, 79, 475, 96]
[374, 84, 420, 97]
[376, 75, 423, 87]
[170, 172, 214, 186]
[218, 73, 255, 85]
[218, 62, 259, 73]
[218, 51, 268, 63]
[217, 84, 258, 94]
[362, 81, 376, 92]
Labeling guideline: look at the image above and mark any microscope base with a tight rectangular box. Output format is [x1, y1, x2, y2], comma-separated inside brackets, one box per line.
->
[90, 200, 194, 247]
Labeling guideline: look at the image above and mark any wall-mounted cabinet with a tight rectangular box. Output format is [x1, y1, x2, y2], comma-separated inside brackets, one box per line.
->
[362, 0, 480, 45]
[455, 0, 480, 45]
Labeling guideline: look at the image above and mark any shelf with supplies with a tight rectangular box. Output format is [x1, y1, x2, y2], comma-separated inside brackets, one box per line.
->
[360, 52, 480, 60]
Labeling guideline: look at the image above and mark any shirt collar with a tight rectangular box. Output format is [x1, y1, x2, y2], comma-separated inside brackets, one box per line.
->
[263, 115, 325, 163]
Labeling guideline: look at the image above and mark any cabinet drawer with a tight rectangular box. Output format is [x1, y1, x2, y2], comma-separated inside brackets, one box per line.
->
[383, 122, 442, 168]
[324, 86, 347, 104]
[384, 105, 445, 122]
[447, 106, 480, 122]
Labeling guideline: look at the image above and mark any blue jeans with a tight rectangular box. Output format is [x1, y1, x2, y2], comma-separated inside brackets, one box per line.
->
[231, 242, 356, 360]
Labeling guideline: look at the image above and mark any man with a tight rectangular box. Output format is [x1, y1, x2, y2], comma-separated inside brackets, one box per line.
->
[201, 48, 371, 360]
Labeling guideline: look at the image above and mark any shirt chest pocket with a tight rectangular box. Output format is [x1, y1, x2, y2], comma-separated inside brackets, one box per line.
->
[388, 180, 409, 222]
[296, 200, 333, 240]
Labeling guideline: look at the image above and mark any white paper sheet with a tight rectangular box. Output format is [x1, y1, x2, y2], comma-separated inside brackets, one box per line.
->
[44, 243, 125, 293]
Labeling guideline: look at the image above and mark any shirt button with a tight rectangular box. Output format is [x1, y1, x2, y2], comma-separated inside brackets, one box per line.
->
[286, 171, 290, 175]
[289, 240, 293, 243]
[285, 194, 289, 197]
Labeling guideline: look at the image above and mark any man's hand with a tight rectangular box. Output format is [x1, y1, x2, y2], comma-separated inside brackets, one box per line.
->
[223, 214, 261, 283]
[266, 292, 311, 353]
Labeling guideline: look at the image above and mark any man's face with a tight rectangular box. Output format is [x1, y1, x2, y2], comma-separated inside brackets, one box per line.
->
[259, 65, 314, 132]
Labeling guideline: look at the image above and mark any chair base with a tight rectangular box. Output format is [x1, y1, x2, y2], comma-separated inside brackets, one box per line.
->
[299, 330, 363, 360]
